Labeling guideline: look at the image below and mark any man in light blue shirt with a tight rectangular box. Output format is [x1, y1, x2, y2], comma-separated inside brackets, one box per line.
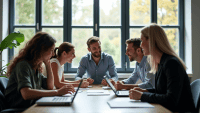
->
[113, 38, 154, 90]
[75, 36, 118, 84]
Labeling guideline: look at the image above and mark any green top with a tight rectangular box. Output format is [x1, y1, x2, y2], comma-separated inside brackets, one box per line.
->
[5, 60, 47, 108]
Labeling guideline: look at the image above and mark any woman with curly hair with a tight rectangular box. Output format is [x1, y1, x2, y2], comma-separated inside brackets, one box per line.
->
[5, 32, 75, 108]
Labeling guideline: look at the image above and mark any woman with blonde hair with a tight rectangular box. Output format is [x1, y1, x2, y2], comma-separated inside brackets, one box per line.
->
[5, 32, 75, 109]
[129, 24, 195, 112]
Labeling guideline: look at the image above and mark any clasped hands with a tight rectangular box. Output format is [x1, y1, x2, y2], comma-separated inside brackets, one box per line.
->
[83, 77, 115, 86]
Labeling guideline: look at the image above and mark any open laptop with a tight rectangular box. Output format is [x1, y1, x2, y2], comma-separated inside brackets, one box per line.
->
[36, 79, 83, 106]
[104, 76, 129, 97]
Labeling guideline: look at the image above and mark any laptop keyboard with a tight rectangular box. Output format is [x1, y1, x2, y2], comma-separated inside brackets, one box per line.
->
[52, 97, 71, 102]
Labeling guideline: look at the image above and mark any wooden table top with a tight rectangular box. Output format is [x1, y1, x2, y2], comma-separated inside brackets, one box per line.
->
[23, 85, 171, 113]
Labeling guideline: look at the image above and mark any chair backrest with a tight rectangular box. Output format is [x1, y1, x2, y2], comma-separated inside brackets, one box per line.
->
[190, 79, 200, 112]
[0, 77, 9, 111]
[0, 77, 9, 94]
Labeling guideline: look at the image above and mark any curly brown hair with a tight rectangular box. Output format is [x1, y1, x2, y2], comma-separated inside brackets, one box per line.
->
[6, 32, 56, 77]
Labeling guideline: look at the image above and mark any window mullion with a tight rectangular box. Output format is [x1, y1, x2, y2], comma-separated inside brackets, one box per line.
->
[8, 0, 15, 62]
[36, 0, 42, 32]
[65, 0, 72, 72]
[94, 0, 99, 36]
[151, 0, 157, 23]
[179, 0, 184, 61]
[122, 0, 129, 72]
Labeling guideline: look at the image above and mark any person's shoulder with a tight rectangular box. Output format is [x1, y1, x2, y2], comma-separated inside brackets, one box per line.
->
[80, 53, 90, 61]
[163, 54, 181, 67]
[16, 60, 30, 67]
[50, 58, 60, 65]
[15, 60, 32, 70]
[102, 52, 112, 58]
[50, 58, 59, 62]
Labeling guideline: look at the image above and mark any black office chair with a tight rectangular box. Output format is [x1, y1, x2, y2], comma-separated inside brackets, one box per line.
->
[190, 79, 200, 113]
[0, 77, 26, 113]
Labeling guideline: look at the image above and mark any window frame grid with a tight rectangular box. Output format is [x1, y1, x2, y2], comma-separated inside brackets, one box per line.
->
[9, 0, 184, 74]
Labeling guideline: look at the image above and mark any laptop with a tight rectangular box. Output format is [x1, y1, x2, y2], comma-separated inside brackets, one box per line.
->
[104, 76, 129, 97]
[36, 79, 83, 106]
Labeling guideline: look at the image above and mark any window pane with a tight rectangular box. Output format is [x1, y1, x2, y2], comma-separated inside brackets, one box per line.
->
[42, 28, 63, 47]
[130, 28, 142, 38]
[164, 28, 179, 55]
[72, 0, 93, 26]
[100, 0, 121, 26]
[15, 0, 35, 25]
[157, 0, 178, 25]
[129, 28, 142, 68]
[42, 0, 63, 25]
[100, 28, 121, 68]
[129, 0, 150, 25]
[14, 28, 35, 55]
[72, 29, 93, 68]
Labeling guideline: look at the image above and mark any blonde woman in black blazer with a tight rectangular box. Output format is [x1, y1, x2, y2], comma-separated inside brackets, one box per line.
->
[129, 24, 195, 112]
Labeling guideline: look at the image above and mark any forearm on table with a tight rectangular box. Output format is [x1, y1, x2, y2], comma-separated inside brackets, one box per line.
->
[21, 88, 58, 100]
[123, 84, 138, 90]
[46, 64, 54, 90]
[64, 80, 78, 84]
[55, 82, 79, 89]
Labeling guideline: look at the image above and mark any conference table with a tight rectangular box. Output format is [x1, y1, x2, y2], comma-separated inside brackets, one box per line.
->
[23, 85, 171, 113]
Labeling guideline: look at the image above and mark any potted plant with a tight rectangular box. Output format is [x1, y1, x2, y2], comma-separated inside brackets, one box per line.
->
[0, 32, 24, 77]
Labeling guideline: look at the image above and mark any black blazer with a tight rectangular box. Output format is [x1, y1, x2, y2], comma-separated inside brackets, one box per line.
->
[141, 53, 195, 112]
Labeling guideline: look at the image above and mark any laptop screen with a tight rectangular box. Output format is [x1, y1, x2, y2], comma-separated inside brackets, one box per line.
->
[104, 76, 117, 93]
[71, 79, 83, 103]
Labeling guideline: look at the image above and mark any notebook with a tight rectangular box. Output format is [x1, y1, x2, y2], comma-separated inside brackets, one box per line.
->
[104, 76, 129, 97]
[36, 79, 83, 106]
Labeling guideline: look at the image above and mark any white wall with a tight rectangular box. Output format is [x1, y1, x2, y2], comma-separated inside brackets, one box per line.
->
[0, 0, 9, 73]
[191, 0, 200, 82]
[0, 0, 2, 69]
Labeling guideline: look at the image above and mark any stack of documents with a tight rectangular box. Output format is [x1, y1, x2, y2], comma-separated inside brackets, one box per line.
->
[87, 90, 110, 96]
[107, 98, 154, 108]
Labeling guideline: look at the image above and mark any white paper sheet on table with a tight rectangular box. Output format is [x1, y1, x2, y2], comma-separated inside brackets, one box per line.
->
[107, 98, 154, 108]
[87, 90, 105, 93]
[102, 86, 111, 90]
[87, 90, 110, 96]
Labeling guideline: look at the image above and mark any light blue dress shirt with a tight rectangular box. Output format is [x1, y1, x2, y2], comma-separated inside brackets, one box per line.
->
[122, 56, 155, 89]
[75, 52, 118, 84]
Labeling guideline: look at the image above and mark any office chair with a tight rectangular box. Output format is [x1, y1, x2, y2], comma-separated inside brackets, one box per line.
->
[0, 77, 26, 113]
[190, 79, 200, 113]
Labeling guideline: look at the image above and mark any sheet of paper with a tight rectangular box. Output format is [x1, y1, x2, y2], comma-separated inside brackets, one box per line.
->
[87, 90, 105, 93]
[107, 100, 154, 108]
[87, 90, 110, 96]
[102, 86, 111, 90]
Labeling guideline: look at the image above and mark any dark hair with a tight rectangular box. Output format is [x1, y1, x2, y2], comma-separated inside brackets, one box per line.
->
[86, 36, 101, 48]
[126, 38, 142, 50]
[51, 42, 75, 58]
[6, 32, 56, 77]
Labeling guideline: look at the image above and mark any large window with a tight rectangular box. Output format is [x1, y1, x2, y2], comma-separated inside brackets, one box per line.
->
[9, 0, 184, 73]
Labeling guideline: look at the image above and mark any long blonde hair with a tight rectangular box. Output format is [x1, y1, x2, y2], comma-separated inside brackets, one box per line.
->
[141, 23, 186, 74]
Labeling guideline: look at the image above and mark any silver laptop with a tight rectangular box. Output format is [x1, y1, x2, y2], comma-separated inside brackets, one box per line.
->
[36, 79, 83, 106]
[104, 76, 129, 97]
